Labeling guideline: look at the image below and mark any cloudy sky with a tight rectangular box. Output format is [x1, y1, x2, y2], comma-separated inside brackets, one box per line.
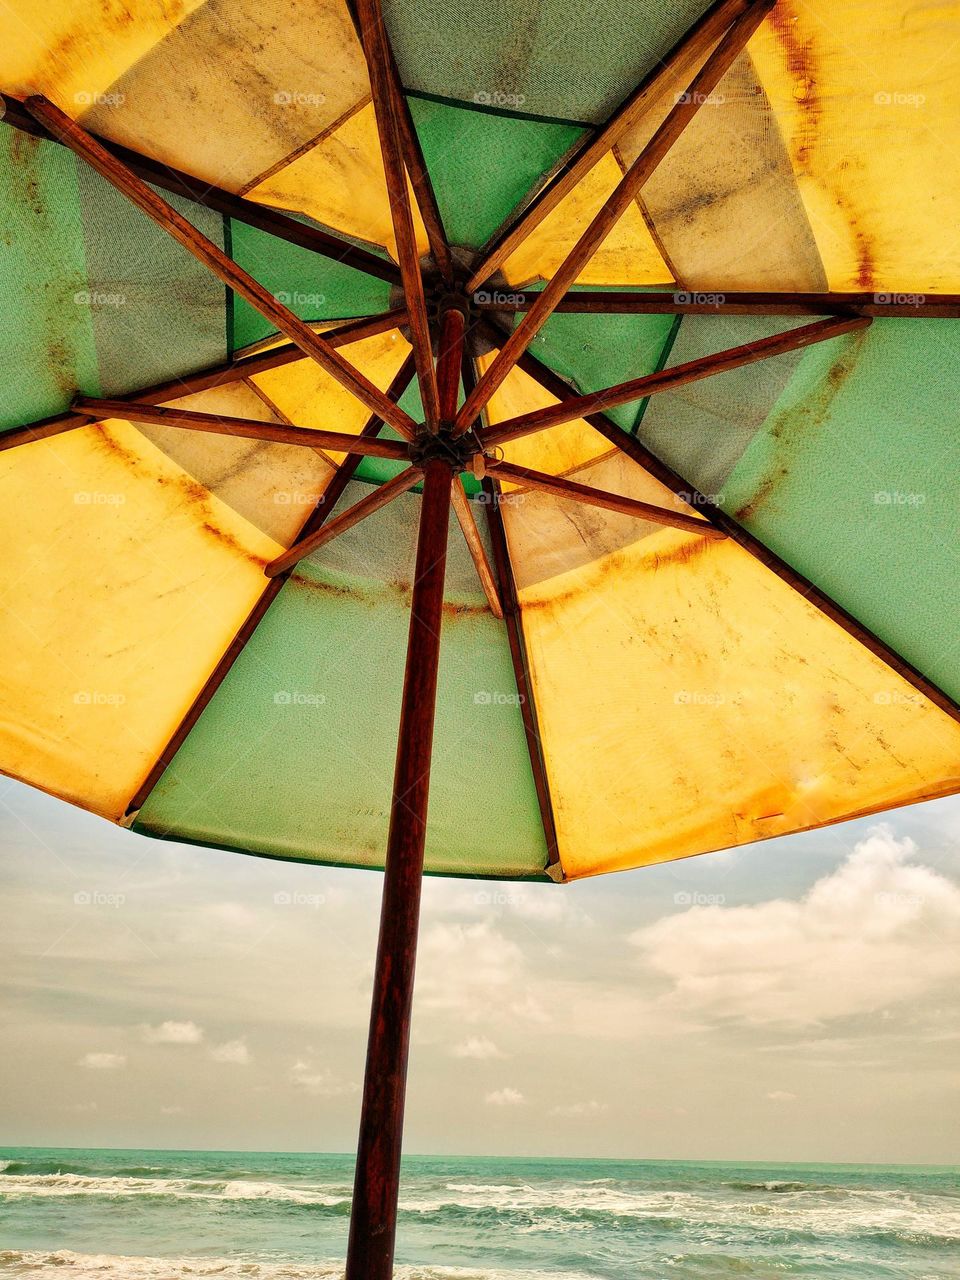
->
[2, 776, 959, 1165]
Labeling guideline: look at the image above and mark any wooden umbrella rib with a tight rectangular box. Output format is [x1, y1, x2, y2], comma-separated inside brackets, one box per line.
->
[266, 465, 423, 576]
[481, 315, 870, 447]
[432, 308, 504, 617]
[341, 2, 453, 281]
[465, 0, 752, 293]
[386, 55, 454, 284]
[126, 355, 417, 817]
[1, 92, 401, 286]
[462, 349, 561, 867]
[73, 396, 411, 460]
[477, 291, 960, 318]
[455, 0, 775, 433]
[354, 0, 441, 426]
[0, 310, 408, 454]
[488, 328, 960, 727]
[488, 460, 726, 537]
[450, 482, 504, 618]
[24, 96, 417, 437]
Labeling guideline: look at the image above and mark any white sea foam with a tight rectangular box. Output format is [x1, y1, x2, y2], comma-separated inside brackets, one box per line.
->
[0, 1251, 598, 1280]
[0, 1173, 349, 1208]
[1, 1172, 958, 1242]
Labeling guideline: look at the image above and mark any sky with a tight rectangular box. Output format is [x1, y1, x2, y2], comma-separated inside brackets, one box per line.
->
[2, 776, 959, 1166]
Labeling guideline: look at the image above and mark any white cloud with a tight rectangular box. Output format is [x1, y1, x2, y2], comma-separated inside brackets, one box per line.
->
[485, 1087, 525, 1107]
[290, 1060, 355, 1097]
[160, 1104, 185, 1115]
[451, 1036, 504, 1060]
[766, 1091, 797, 1102]
[210, 1038, 251, 1065]
[418, 920, 525, 1019]
[79, 1052, 125, 1070]
[550, 1099, 608, 1118]
[630, 827, 960, 1029]
[141, 1020, 204, 1045]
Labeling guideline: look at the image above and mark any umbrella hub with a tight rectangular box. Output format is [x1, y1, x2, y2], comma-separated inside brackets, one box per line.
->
[409, 423, 484, 468]
[388, 246, 503, 356]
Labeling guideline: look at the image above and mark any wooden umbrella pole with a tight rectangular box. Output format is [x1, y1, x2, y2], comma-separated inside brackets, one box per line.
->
[345, 457, 453, 1280]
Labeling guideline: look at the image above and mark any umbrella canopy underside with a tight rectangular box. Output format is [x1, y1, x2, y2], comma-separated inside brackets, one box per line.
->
[0, 0, 958, 881]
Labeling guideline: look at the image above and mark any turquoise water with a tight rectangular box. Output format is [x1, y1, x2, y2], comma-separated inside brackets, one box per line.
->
[0, 1147, 958, 1278]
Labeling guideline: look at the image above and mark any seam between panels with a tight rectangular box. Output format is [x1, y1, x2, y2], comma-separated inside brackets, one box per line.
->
[222, 213, 236, 358]
[632, 311, 683, 437]
[122, 467, 357, 822]
[236, 95, 374, 197]
[481, 476, 565, 881]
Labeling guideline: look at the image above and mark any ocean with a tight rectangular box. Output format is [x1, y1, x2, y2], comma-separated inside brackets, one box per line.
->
[0, 1147, 957, 1278]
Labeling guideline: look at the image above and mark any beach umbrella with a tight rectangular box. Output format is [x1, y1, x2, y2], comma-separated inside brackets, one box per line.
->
[1, 0, 959, 1272]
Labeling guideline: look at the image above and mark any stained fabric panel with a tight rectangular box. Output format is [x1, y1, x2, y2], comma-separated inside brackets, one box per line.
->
[0, 422, 281, 819]
[246, 105, 427, 266]
[0, 0, 205, 109]
[623, 53, 828, 291]
[82, 0, 369, 193]
[0, 122, 228, 429]
[407, 96, 584, 251]
[228, 219, 391, 352]
[749, 0, 960, 292]
[634, 314, 823, 500]
[135, 486, 549, 878]
[500, 456, 960, 880]
[0, 126, 100, 431]
[138, 381, 336, 546]
[385, 0, 716, 125]
[721, 319, 960, 705]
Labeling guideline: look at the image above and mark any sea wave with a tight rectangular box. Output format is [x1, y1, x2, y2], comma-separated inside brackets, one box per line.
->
[0, 1252, 599, 1280]
[0, 1173, 350, 1210]
[2, 1172, 959, 1244]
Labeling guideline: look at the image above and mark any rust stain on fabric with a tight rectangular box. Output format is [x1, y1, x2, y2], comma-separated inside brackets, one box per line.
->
[288, 571, 486, 619]
[734, 328, 868, 522]
[90, 425, 269, 568]
[770, 3, 875, 287]
[38, 1, 188, 81]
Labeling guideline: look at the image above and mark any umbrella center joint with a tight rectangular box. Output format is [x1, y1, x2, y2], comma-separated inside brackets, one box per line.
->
[409, 425, 484, 469]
